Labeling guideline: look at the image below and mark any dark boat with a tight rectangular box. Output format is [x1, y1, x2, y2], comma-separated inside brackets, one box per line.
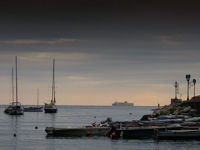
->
[155, 129, 200, 140]
[45, 126, 110, 137]
[4, 105, 12, 114]
[9, 102, 24, 115]
[44, 103, 57, 113]
[44, 59, 57, 113]
[112, 124, 182, 139]
[24, 88, 43, 112]
[24, 106, 43, 112]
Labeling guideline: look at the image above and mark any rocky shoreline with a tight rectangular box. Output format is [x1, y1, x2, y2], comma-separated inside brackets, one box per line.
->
[151, 102, 200, 118]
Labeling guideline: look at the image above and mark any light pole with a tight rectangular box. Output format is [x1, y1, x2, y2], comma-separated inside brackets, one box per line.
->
[186, 74, 191, 102]
[193, 79, 196, 97]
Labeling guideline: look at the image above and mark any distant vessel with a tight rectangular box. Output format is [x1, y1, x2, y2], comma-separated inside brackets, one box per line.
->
[112, 101, 134, 106]
[24, 88, 43, 112]
[44, 59, 57, 113]
[8, 56, 24, 115]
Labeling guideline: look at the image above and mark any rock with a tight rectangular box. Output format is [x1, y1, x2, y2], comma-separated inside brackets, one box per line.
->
[190, 109, 197, 113]
[173, 109, 180, 115]
[182, 106, 191, 113]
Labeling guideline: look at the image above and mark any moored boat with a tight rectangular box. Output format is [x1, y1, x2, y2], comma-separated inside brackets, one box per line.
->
[4, 105, 12, 114]
[24, 88, 43, 112]
[8, 56, 24, 115]
[45, 126, 110, 137]
[155, 129, 200, 140]
[44, 103, 57, 113]
[44, 59, 57, 113]
[111, 124, 182, 139]
[9, 102, 24, 115]
[24, 106, 43, 112]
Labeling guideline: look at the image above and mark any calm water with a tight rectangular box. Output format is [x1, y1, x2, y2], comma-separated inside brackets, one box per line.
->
[0, 105, 200, 150]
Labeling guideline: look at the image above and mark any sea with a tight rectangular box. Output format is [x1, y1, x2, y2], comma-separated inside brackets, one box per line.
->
[0, 105, 200, 150]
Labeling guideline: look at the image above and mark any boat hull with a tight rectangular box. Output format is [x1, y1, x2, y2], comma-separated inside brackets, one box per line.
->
[44, 108, 57, 113]
[155, 130, 200, 140]
[45, 127, 110, 137]
[24, 107, 43, 112]
[114, 126, 182, 139]
[9, 109, 24, 115]
[7, 103, 24, 115]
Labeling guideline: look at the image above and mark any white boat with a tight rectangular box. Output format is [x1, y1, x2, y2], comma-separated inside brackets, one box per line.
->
[112, 101, 134, 106]
[8, 56, 24, 115]
[44, 59, 57, 113]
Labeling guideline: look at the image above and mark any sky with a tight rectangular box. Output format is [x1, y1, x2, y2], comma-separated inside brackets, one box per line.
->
[0, 0, 200, 106]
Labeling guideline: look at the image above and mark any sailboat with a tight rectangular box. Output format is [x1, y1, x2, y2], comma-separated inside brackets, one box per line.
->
[24, 88, 43, 112]
[4, 68, 15, 114]
[8, 56, 24, 115]
[44, 59, 57, 113]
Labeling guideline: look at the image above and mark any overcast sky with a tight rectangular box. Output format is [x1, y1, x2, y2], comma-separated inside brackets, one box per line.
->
[0, 0, 200, 106]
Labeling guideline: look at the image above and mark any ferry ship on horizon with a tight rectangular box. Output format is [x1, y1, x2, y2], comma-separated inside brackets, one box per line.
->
[112, 101, 134, 106]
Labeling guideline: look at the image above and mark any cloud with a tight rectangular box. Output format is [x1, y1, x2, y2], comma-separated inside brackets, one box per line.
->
[159, 34, 183, 46]
[66, 76, 89, 81]
[11, 52, 100, 63]
[65, 75, 120, 85]
[0, 38, 80, 44]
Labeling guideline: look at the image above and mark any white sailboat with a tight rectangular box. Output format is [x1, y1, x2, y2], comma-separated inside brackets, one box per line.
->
[44, 58, 57, 113]
[8, 56, 24, 115]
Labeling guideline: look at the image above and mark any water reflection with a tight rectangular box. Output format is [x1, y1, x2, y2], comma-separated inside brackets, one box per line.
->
[45, 114, 56, 150]
[10, 116, 19, 150]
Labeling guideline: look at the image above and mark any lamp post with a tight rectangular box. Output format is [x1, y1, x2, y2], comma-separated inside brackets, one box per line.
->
[186, 74, 191, 102]
[193, 79, 196, 97]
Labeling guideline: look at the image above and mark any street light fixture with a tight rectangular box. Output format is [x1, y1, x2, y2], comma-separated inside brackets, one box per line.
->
[186, 74, 191, 102]
[193, 79, 196, 97]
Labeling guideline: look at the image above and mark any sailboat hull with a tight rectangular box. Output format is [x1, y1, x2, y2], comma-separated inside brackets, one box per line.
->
[44, 108, 57, 113]
[24, 107, 43, 112]
[9, 107, 24, 115]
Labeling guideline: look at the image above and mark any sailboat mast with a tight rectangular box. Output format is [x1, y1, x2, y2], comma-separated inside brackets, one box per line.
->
[37, 88, 39, 106]
[12, 67, 14, 103]
[15, 56, 18, 104]
[52, 59, 54, 102]
[53, 59, 56, 103]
